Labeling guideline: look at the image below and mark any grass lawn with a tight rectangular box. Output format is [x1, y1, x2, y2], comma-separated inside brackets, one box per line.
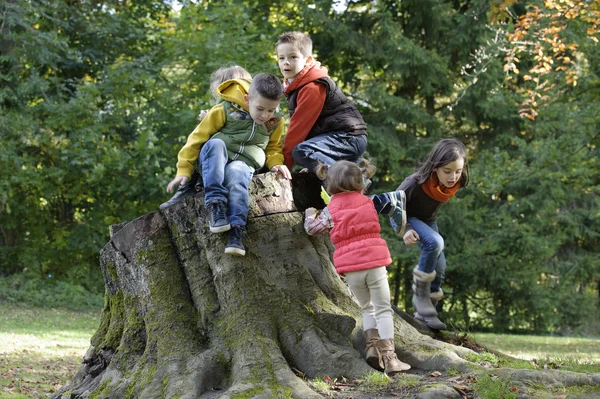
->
[473, 332, 600, 362]
[0, 304, 100, 399]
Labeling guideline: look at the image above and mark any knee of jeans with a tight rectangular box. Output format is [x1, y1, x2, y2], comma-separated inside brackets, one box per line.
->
[201, 138, 226, 155]
[292, 144, 312, 167]
[424, 233, 444, 253]
[227, 160, 251, 174]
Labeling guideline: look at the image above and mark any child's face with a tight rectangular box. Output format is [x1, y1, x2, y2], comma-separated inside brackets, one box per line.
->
[244, 94, 279, 125]
[434, 158, 464, 188]
[276, 43, 311, 80]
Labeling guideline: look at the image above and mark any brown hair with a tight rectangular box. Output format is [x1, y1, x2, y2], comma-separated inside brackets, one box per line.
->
[315, 159, 376, 195]
[275, 31, 313, 57]
[249, 73, 283, 101]
[414, 138, 469, 187]
[210, 65, 252, 101]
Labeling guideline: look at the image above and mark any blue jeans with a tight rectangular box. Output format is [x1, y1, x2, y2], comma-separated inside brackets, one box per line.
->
[292, 132, 367, 172]
[200, 139, 254, 227]
[409, 217, 446, 293]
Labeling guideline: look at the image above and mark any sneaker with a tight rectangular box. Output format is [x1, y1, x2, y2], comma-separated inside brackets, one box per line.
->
[388, 190, 407, 236]
[160, 182, 197, 210]
[207, 200, 230, 233]
[362, 177, 372, 193]
[225, 225, 245, 256]
[159, 172, 202, 210]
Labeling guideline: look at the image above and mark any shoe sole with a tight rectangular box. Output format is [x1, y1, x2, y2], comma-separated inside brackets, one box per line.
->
[225, 247, 246, 256]
[366, 357, 384, 371]
[396, 190, 407, 236]
[210, 224, 231, 233]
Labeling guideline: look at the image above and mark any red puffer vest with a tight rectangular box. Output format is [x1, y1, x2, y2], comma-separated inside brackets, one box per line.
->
[328, 192, 392, 274]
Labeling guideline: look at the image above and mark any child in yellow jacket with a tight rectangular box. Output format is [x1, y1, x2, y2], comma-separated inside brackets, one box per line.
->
[163, 72, 291, 256]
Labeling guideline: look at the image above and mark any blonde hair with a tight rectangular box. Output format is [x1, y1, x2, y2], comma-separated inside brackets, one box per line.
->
[315, 160, 376, 195]
[210, 65, 252, 101]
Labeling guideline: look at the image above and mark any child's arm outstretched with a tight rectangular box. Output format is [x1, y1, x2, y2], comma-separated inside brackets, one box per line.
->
[265, 118, 292, 180]
[166, 106, 226, 192]
[303, 207, 333, 236]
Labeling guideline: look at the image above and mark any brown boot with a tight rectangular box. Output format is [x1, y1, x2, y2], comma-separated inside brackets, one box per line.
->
[375, 339, 411, 375]
[364, 329, 383, 370]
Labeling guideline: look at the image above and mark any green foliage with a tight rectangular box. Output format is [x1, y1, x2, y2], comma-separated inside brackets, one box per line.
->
[0, 274, 103, 310]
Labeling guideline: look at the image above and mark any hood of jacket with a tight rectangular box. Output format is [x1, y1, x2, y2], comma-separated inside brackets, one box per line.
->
[284, 60, 329, 93]
[217, 78, 251, 110]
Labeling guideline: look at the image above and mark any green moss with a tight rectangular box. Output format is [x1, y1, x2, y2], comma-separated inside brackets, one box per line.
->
[106, 262, 119, 283]
[497, 357, 536, 370]
[136, 232, 203, 356]
[160, 374, 170, 399]
[231, 387, 265, 399]
[100, 290, 125, 349]
[392, 374, 421, 388]
[307, 378, 331, 393]
[466, 351, 499, 366]
[89, 380, 111, 399]
[91, 291, 112, 348]
[445, 367, 461, 376]
[472, 373, 518, 399]
[268, 380, 293, 398]
[358, 370, 391, 390]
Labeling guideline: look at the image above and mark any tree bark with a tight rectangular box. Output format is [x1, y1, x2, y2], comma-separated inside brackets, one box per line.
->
[51, 172, 599, 399]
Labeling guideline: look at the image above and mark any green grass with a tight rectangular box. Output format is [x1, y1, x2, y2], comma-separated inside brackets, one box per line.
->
[0, 304, 100, 399]
[473, 332, 600, 362]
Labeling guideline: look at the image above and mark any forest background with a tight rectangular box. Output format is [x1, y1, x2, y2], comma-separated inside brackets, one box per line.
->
[0, 0, 598, 336]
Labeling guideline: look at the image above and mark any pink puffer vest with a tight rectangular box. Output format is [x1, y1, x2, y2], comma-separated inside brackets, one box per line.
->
[328, 192, 392, 274]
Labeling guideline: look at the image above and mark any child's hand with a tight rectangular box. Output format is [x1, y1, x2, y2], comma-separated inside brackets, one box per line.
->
[403, 230, 420, 246]
[198, 109, 209, 121]
[166, 176, 189, 193]
[271, 165, 292, 180]
[305, 207, 318, 218]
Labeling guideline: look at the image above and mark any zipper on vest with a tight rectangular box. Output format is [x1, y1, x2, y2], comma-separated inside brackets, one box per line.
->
[233, 121, 256, 161]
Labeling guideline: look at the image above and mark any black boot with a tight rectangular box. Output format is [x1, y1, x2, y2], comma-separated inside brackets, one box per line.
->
[159, 172, 201, 210]
[225, 225, 245, 256]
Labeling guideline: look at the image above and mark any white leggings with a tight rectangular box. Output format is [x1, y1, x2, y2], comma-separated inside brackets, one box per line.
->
[344, 266, 394, 339]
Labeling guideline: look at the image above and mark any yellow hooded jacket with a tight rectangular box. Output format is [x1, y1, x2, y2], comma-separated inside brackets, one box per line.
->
[176, 79, 285, 178]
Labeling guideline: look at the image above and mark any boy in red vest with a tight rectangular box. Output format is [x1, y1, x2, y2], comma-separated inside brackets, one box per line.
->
[276, 32, 369, 188]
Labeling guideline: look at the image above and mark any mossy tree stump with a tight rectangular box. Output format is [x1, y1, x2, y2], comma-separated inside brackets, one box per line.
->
[52, 172, 600, 399]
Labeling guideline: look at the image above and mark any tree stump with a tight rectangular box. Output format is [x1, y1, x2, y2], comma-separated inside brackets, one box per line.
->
[52, 172, 600, 399]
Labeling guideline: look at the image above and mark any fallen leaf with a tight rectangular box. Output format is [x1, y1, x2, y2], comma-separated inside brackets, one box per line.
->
[429, 371, 442, 377]
[454, 384, 470, 392]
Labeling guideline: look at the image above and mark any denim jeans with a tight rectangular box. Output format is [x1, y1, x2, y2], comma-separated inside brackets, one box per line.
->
[292, 132, 367, 172]
[200, 139, 254, 227]
[344, 267, 395, 339]
[408, 217, 446, 293]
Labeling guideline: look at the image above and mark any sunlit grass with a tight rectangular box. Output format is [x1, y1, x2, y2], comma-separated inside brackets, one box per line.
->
[472, 332, 600, 362]
[0, 304, 100, 399]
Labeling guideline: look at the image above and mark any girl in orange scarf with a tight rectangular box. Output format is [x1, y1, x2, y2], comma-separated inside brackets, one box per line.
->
[397, 138, 469, 330]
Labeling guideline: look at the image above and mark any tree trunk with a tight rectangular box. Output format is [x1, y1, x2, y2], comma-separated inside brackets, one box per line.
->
[52, 172, 600, 399]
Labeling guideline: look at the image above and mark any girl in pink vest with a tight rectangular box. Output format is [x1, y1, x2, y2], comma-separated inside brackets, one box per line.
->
[303, 160, 411, 376]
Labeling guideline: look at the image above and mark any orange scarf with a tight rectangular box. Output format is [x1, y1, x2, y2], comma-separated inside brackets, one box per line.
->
[422, 174, 460, 203]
